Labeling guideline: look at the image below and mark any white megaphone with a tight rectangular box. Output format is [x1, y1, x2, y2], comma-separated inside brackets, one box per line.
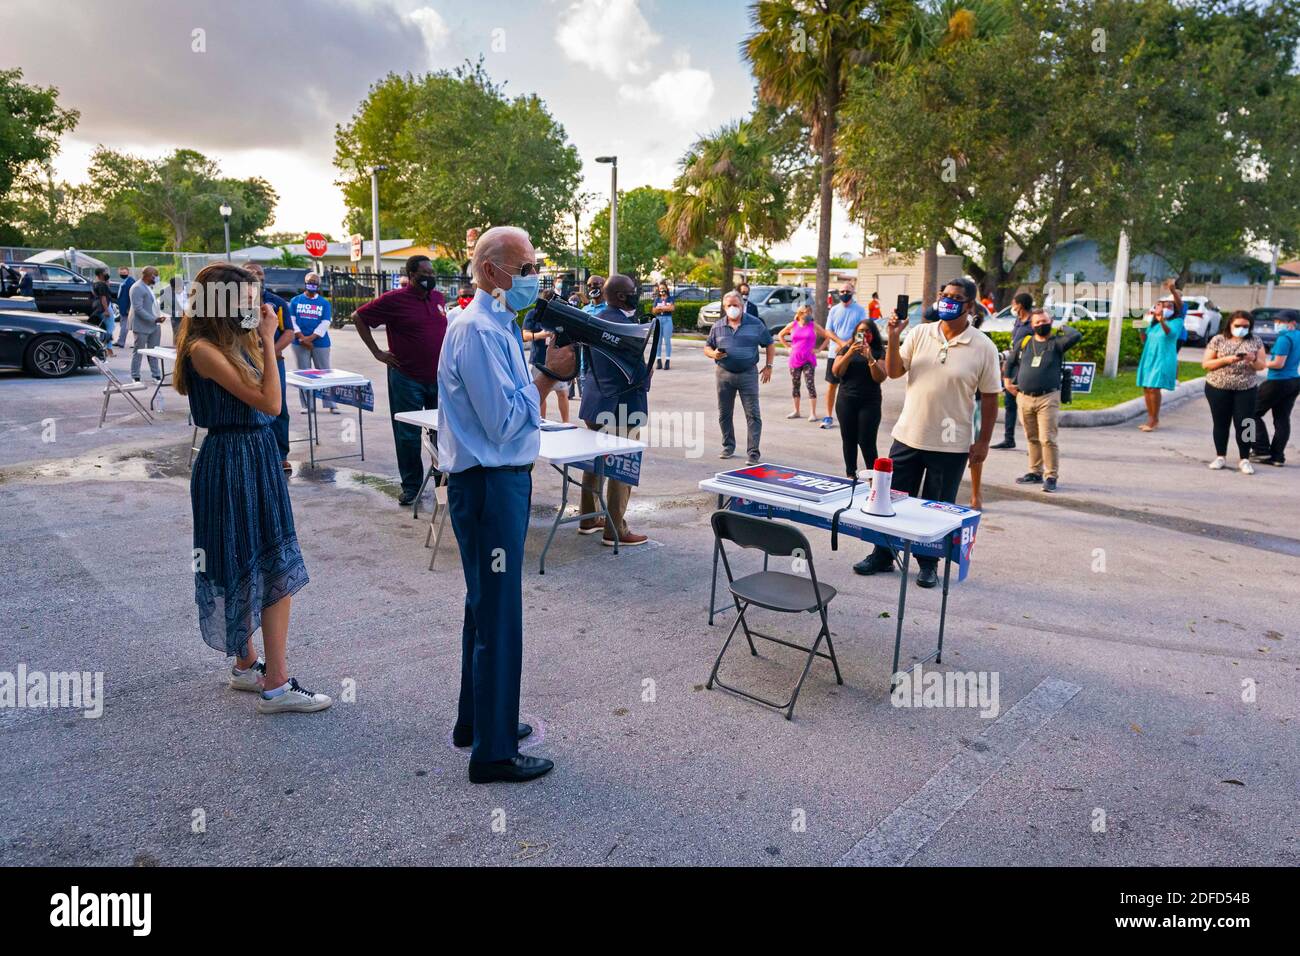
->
[861, 457, 896, 517]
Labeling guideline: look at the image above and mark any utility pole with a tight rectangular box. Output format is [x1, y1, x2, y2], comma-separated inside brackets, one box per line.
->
[596, 156, 617, 275]
[367, 165, 387, 283]
[1104, 229, 1131, 379]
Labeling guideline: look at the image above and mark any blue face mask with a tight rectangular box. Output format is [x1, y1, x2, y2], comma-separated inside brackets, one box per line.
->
[936, 296, 963, 321]
[305, 284, 319, 293]
[501, 272, 539, 311]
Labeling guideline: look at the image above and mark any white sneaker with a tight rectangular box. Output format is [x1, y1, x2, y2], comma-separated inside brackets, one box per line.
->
[1208, 457, 1226, 470]
[256, 678, 332, 714]
[229, 658, 266, 692]
[1239, 460, 1255, 475]
[808, 413, 820, 422]
[786, 410, 800, 419]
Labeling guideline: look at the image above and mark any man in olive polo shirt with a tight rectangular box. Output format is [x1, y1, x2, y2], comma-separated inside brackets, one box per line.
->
[855, 277, 1001, 588]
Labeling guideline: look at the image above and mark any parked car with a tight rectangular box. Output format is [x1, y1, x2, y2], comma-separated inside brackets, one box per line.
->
[982, 301, 1093, 334]
[1174, 295, 1221, 345]
[257, 267, 330, 301]
[1, 262, 120, 317]
[1250, 307, 1293, 348]
[0, 306, 109, 378]
[697, 285, 816, 333]
[669, 285, 713, 303]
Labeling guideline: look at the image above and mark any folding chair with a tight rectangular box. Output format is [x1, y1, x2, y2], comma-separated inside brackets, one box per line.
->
[421, 435, 451, 571]
[707, 510, 842, 720]
[412, 426, 439, 519]
[92, 356, 155, 427]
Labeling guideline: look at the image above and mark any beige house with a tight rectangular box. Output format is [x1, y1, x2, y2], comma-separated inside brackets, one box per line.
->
[854, 251, 965, 305]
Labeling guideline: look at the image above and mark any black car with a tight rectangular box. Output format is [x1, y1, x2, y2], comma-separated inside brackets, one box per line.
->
[1251, 307, 1291, 348]
[1, 262, 120, 318]
[257, 267, 330, 301]
[0, 306, 109, 377]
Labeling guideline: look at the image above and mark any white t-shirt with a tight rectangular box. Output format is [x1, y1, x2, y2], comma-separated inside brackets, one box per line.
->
[892, 321, 1002, 452]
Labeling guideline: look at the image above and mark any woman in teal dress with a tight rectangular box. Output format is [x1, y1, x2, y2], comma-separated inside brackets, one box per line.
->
[1136, 280, 1186, 431]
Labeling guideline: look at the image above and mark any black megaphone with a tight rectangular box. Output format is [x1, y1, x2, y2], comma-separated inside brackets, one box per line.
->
[531, 296, 660, 390]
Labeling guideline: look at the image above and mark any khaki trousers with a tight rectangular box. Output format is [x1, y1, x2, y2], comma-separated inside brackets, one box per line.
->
[1019, 392, 1061, 478]
[580, 422, 640, 537]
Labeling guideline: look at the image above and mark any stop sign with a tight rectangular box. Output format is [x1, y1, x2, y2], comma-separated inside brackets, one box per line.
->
[304, 233, 328, 258]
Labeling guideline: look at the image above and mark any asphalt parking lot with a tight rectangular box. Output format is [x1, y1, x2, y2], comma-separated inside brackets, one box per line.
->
[1, 328, 1296, 866]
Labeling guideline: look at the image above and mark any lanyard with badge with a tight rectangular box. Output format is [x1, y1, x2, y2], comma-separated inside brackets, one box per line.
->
[1029, 337, 1049, 368]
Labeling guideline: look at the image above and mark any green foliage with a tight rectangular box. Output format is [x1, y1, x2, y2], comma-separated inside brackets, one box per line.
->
[0, 69, 79, 211]
[662, 116, 799, 298]
[585, 186, 670, 280]
[89, 147, 275, 252]
[272, 246, 309, 267]
[334, 60, 581, 260]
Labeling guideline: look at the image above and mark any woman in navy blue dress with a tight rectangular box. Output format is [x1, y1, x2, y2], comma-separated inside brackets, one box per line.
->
[174, 263, 331, 715]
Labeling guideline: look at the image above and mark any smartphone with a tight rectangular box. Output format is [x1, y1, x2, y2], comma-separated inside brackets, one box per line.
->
[854, 330, 866, 346]
[895, 293, 909, 323]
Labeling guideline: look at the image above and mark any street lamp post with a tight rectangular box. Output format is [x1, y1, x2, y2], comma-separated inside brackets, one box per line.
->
[367, 165, 387, 283]
[596, 156, 617, 276]
[219, 202, 232, 261]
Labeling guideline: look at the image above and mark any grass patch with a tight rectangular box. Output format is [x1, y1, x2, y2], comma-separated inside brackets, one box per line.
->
[1051, 361, 1202, 411]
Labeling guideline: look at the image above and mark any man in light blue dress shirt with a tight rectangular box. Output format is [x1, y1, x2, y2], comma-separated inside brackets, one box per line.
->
[438, 225, 554, 784]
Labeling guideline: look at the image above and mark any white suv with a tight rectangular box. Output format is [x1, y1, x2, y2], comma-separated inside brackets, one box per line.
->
[1175, 296, 1222, 345]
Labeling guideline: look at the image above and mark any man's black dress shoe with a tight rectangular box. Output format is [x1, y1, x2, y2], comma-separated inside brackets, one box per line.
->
[990, 439, 1016, 450]
[853, 552, 895, 576]
[916, 565, 939, 589]
[452, 723, 532, 748]
[468, 754, 555, 784]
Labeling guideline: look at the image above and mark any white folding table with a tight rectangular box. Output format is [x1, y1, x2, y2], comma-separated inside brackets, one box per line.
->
[137, 346, 176, 411]
[699, 475, 980, 688]
[394, 408, 647, 573]
[285, 369, 370, 468]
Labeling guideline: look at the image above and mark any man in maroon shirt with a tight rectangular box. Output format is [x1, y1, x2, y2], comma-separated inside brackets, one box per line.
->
[354, 255, 448, 506]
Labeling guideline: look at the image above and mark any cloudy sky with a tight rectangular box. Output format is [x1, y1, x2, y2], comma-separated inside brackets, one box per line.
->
[0, 0, 865, 259]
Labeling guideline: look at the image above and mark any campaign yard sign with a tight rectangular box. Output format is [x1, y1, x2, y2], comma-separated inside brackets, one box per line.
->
[573, 451, 642, 486]
[715, 464, 854, 503]
[1067, 361, 1096, 394]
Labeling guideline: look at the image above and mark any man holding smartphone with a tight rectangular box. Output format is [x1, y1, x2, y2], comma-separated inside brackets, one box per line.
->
[855, 278, 1001, 588]
[706, 289, 774, 463]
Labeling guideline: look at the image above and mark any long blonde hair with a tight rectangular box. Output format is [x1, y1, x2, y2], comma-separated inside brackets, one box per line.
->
[174, 263, 267, 396]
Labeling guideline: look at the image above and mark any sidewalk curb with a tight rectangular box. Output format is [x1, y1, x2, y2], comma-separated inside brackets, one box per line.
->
[1059, 376, 1206, 427]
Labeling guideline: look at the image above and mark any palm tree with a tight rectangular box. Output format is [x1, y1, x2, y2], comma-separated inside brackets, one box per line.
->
[744, 0, 910, 321]
[272, 245, 309, 268]
[661, 119, 794, 298]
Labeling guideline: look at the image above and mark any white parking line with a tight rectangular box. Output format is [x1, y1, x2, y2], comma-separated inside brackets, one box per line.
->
[835, 676, 1083, 867]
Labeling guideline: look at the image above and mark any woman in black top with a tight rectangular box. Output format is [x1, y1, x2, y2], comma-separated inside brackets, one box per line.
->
[831, 318, 887, 477]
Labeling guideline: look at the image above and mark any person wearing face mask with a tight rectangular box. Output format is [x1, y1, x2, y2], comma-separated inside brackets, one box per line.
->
[821, 286, 865, 428]
[991, 292, 1035, 450]
[1251, 308, 1300, 467]
[573, 273, 651, 546]
[830, 317, 887, 476]
[855, 278, 1001, 588]
[1003, 308, 1082, 492]
[1201, 311, 1265, 473]
[114, 267, 135, 349]
[128, 266, 166, 383]
[438, 225, 553, 784]
[522, 283, 570, 422]
[1135, 279, 1186, 431]
[288, 273, 337, 416]
[735, 281, 760, 319]
[705, 289, 775, 463]
[242, 263, 295, 472]
[354, 255, 449, 506]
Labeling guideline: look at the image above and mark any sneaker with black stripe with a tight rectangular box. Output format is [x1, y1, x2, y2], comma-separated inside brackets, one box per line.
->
[229, 658, 266, 693]
[257, 678, 332, 714]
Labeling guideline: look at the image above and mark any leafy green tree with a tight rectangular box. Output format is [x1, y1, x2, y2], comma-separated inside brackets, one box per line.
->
[585, 186, 670, 280]
[272, 246, 309, 267]
[661, 118, 798, 297]
[90, 148, 275, 252]
[744, 0, 911, 319]
[0, 69, 79, 243]
[334, 61, 581, 261]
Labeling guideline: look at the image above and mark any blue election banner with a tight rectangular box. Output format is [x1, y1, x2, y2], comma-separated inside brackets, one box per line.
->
[730, 497, 981, 583]
[325, 382, 374, 412]
[1067, 361, 1096, 394]
[573, 451, 642, 487]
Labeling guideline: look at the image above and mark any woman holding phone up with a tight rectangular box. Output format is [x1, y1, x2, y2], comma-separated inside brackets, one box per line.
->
[831, 317, 887, 477]
[173, 263, 331, 714]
